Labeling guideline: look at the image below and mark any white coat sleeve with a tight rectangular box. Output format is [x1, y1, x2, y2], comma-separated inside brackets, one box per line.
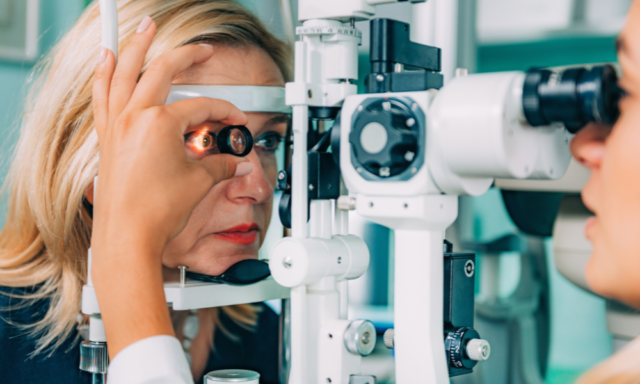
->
[107, 335, 193, 384]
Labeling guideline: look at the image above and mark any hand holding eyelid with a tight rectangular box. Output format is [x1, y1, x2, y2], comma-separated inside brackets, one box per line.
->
[185, 125, 253, 160]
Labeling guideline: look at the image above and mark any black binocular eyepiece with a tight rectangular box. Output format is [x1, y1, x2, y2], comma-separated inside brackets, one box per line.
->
[522, 64, 623, 133]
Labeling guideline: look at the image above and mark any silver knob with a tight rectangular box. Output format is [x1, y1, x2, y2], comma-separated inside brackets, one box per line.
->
[466, 339, 491, 361]
[79, 340, 109, 374]
[383, 328, 394, 349]
[344, 320, 376, 356]
[337, 196, 356, 211]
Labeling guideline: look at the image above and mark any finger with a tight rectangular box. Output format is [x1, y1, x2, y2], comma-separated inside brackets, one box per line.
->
[199, 155, 253, 186]
[160, 98, 248, 133]
[108, 16, 157, 122]
[93, 48, 116, 143]
[128, 44, 215, 109]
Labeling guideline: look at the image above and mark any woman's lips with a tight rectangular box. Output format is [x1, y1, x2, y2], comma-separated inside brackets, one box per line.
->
[212, 223, 259, 245]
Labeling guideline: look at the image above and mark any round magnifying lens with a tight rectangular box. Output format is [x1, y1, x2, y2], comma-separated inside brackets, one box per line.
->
[217, 125, 253, 157]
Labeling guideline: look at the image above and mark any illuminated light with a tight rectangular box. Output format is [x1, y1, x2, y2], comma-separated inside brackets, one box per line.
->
[185, 129, 218, 159]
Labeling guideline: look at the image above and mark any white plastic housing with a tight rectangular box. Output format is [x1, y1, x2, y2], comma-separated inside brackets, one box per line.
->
[340, 91, 443, 197]
[269, 235, 370, 287]
[341, 72, 572, 197]
[430, 72, 537, 179]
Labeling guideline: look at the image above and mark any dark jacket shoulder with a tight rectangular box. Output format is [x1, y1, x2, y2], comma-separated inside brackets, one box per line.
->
[0, 285, 91, 384]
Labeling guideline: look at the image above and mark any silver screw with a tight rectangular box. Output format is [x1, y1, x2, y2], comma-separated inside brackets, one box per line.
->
[411, 167, 418, 174]
[309, 184, 315, 190]
[357, 105, 364, 112]
[411, 103, 418, 111]
[178, 266, 188, 287]
[361, 331, 371, 345]
[283, 256, 293, 269]
[278, 172, 285, 180]
[382, 102, 391, 111]
[376, 74, 384, 82]
[356, 167, 363, 173]
[404, 151, 415, 162]
[379, 167, 390, 177]
[406, 118, 415, 127]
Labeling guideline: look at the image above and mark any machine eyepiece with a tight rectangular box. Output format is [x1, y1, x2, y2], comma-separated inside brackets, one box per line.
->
[522, 64, 622, 133]
[184, 125, 253, 160]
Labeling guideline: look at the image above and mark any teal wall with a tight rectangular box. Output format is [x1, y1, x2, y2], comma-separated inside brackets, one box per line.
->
[0, 0, 86, 183]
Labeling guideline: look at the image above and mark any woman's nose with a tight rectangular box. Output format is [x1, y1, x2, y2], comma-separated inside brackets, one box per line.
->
[570, 124, 610, 170]
[226, 152, 274, 204]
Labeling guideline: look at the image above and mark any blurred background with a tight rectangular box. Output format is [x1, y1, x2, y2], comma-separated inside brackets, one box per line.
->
[0, 0, 634, 383]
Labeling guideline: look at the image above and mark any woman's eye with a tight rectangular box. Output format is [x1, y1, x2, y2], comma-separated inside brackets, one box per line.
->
[255, 133, 283, 152]
[184, 130, 219, 159]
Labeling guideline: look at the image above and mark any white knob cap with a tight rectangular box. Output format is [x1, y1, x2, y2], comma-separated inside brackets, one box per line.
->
[466, 339, 491, 361]
[337, 196, 356, 211]
[383, 328, 394, 349]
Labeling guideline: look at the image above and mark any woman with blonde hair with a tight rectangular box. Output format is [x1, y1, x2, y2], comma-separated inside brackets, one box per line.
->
[0, 0, 291, 382]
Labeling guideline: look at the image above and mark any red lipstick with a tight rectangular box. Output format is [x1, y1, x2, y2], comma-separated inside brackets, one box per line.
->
[213, 223, 259, 245]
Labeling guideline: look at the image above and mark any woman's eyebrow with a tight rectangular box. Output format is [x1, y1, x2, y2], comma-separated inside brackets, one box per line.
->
[262, 115, 290, 130]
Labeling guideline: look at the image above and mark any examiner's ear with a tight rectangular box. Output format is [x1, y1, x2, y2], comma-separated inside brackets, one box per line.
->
[84, 181, 95, 205]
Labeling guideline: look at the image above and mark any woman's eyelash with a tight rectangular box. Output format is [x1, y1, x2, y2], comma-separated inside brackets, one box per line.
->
[255, 132, 284, 150]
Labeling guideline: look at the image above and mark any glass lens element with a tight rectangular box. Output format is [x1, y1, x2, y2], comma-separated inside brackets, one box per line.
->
[229, 128, 247, 154]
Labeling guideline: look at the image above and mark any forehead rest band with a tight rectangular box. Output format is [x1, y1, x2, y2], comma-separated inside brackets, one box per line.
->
[166, 85, 291, 114]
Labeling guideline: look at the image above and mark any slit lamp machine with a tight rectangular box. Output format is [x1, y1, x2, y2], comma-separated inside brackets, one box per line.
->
[80, 0, 622, 383]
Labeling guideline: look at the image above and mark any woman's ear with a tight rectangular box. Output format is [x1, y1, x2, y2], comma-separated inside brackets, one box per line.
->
[84, 181, 95, 205]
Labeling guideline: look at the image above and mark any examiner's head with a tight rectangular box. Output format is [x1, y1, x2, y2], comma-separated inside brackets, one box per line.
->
[0, 0, 290, 352]
[570, 0, 640, 309]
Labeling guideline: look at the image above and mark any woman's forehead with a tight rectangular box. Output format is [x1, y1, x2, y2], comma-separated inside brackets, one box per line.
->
[172, 44, 284, 87]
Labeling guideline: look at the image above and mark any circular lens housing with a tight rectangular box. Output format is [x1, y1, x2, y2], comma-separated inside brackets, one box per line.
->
[522, 64, 622, 133]
[218, 125, 253, 157]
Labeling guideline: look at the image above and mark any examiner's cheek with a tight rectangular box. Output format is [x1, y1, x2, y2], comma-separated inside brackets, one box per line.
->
[584, 249, 612, 297]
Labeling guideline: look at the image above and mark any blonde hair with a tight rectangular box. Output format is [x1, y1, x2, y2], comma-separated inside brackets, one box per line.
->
[0, 0, 291, 354]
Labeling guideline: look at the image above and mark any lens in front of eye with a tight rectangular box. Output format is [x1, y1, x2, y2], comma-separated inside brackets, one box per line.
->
[229, 129, 247, 154]
[218, 125, 253, 157]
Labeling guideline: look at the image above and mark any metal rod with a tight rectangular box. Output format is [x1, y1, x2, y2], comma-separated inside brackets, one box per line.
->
[178, 266, 188, 287]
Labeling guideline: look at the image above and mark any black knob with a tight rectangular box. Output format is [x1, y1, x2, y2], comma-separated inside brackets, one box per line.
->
[444, 327, 481, 371]
[350, 98, 420, 178]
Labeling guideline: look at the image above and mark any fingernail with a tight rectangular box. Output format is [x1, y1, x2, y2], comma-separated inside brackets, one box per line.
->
[198, 43, 214, 51]
[97, 48, 107, 64]
[234, 162, 253, 177]
[136, 16, 153, 33]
